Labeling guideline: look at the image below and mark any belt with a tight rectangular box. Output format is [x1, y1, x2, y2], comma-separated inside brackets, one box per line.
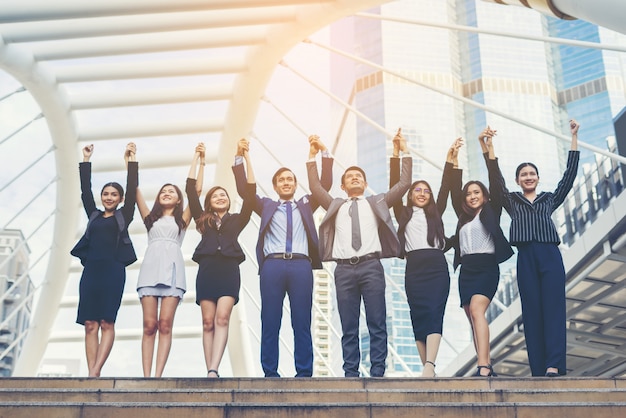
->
[334, 253, 379, 265]
[265, 253, 310, 261]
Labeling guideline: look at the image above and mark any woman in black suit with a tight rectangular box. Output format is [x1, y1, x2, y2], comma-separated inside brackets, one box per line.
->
[447, 127, 513, 377]
[186, 138, 255, 378]
[71, 143, 137, 377]
[390, 133, 460, 377]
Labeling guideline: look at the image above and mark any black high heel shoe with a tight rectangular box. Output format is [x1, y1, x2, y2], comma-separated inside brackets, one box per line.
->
[474, 364, 498, 377]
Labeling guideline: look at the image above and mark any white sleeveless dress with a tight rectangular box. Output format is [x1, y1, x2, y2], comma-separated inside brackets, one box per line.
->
[137, 216, 186, 298]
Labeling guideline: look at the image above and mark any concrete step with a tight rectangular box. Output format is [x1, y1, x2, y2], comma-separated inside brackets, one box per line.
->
[0, 377, 624, 418]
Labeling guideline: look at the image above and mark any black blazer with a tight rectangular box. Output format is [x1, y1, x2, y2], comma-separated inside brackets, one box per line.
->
[186, 178, 255, 264]
[390, 158, 456, 257]
[447, 156, 513, 270]
[71, 161, 138, 267]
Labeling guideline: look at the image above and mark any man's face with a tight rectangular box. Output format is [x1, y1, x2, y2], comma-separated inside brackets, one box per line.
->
[341, 169, 367, 196]
[273, 170, 297, 200]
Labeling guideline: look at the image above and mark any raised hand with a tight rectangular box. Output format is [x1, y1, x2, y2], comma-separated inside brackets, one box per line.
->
[392, 128, 407, 156]
[196, 142, 206, 158]
[308, 134, 320, 157]
[569, 119, 579, 135]
[236, 139, 248, 157]
[82, 144, 94, 161]
[125, 142, 136, 162]
[446, 137, 463, 165]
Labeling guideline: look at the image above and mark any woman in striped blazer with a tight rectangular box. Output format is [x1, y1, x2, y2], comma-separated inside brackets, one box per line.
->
[498, 119, 580, 377]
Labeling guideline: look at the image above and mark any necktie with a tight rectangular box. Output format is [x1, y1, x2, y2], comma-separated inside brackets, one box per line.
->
[350, 198, 361, 250]
[285, 201, 293, 254]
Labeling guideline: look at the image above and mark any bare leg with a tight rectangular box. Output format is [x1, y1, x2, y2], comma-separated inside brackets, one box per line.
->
[415, 340, 426, 365]
[84, 320, 100, 377]
[207, 296, 236, 375]
[463, 305, 479, 354]
[141, 296, 159, 377]
[154, 296, 180, 377]
[200, 300, 217, 374]
[468, 295, 492, 376]
[417, 334, 442, 377]
[90, 320, 115, 377]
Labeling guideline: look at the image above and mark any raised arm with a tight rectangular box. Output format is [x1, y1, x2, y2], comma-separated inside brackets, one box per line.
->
[385, 158, 412, 208]
[480, 127, 515, 215]
[180, 143, 205, 225]
[306, 136, 334, 210]
[308, 135, 334, 210]
[570, 118, 578, 151]
[437, 138, 463, 216]
[186, 143, 206, 222]
[550, 119, 580, 210]
[389, 128, 405, 219]
[121, 142, 138, 225]
[133, 143, 150, 221]
[79, 144, 97, 216]
[483, 133, 506, 216]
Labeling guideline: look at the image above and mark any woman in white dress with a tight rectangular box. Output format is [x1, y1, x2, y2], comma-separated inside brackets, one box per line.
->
[135, 143, 204, 377]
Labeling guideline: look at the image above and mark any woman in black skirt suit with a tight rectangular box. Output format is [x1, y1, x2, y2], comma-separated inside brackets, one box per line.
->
[70, 143, 137, 377]
[186, 138, 255, 378]
[390, 132, 459, 377]
[446, 127, 513, 377]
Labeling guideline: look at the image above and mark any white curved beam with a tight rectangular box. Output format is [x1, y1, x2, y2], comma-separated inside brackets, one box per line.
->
[552, 0, 626, 35]
[69, 84, 233, 109]
[0, 7, 297, 43]
[486, 0, 626, 35]
[54, 57, 248, 82]
[77, 118, 224, 142]
[0, 36, 79, 377]
[30, 27, 268, 61]
[0, 0, 327, 21]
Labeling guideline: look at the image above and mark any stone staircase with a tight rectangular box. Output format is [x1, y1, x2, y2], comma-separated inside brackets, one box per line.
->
[0, 377, 625, 417]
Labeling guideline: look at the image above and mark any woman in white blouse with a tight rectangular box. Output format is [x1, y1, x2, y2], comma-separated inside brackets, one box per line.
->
[446, 127, 513, 377]
[390, 137, 461, 377]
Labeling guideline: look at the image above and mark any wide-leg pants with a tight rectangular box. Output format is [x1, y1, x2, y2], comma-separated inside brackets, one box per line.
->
[516, 242, 567, 376]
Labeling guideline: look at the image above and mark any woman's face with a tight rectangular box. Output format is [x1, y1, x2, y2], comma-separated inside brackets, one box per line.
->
[158, 185, 181, 208]
[465, 183, 485, 210]
[210, 188, 229, 213]
[516, 165, 539, 193]
[411, 182, 432, 208]
[101, 186, 123, 212]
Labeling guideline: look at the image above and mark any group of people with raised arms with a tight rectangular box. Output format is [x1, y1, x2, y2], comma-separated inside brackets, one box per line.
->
[71, 119, 579, 379]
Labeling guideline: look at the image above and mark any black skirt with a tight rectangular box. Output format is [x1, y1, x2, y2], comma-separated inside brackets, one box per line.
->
[404, 249, 450, 341]
[76, 259, 126, 325]
[458, 253, 499, 307]
[195, 253, 241, 305]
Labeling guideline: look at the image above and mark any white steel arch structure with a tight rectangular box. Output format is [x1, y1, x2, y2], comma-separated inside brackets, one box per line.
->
[0, 0, 624, 377]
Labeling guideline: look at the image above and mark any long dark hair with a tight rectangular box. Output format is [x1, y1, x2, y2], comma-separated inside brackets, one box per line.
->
[197, 186, 231, 234]
[144, 183, 186, 233]
[459, 180, 490, 228]
[406, 180, 445, 248]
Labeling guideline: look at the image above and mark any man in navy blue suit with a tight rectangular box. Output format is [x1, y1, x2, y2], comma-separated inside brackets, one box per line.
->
[233, 137, 332, 377]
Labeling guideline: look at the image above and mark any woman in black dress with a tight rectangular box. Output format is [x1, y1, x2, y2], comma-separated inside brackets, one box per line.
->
[186, 138, 255, 378]
[390, 132, 459, 377]
[447, 127, 513, 377]
[71, 143, 137, 377]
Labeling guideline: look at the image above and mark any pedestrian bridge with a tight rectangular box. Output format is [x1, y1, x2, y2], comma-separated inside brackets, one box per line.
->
[0, 0, 625, 378]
